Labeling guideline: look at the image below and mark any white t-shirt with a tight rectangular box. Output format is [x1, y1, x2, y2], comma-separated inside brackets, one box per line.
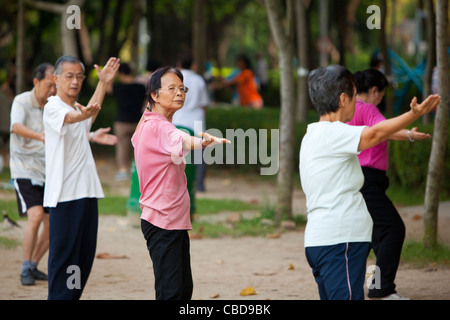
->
[299, 121, 373, 247]
[172, 69, 209, 134]
[43, 95, 104, 207]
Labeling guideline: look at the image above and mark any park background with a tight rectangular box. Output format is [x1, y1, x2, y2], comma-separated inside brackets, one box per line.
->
[0, 0, 449, 300]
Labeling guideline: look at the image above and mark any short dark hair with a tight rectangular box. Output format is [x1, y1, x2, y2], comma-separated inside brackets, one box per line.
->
[236, 54, 251, 70]
[178, 52, 193, 70]
[33, 63, 53, 81]
[308, 65, 355, 116]
[146, 66, 184, 110]
[353, 69, 388, 94]
[118, 62, 132, 75]
[54, 55, 85, 76]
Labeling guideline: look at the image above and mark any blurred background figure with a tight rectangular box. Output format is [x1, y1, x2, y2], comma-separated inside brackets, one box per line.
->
[220, 54, 263, 109]
[109, 63, 146, 181]
[173, 52, 210, 214]
[255, 52, 269, 94]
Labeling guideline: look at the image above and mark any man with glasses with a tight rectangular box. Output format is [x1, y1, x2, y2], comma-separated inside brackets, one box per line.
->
[10, 62, 117, 287]
[43, 55, 120, 300]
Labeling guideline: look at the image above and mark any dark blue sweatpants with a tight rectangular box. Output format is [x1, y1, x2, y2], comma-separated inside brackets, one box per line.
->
[305, 242, 370, 300]
[48, 198, 98, 300]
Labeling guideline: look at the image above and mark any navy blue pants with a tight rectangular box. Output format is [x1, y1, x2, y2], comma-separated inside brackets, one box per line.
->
[305, 242, 370, 300]
[141, 220, 193, 300]
[48, 198, 98, 300]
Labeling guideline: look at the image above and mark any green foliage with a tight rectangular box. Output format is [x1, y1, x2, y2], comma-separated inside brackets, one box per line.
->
[204, 107, 312, 174]
[388, 123, 450, 194]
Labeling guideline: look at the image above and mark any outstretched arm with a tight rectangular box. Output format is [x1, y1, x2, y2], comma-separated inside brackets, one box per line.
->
[182, 132, 231, 151]
[359, 95, 440, 151]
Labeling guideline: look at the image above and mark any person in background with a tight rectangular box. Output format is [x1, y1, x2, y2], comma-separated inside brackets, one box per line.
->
[348, 69, 432, 300]
[220, 54, 263, 109]
[173, 52, 210, 194]
[43, 55, 119, 300]
[255, 52, 269, 93]
[132, 67, 230, 300]
[300, 64, 440, 300]
[10, 63, 55, 286]
[109, 63, 146, 181]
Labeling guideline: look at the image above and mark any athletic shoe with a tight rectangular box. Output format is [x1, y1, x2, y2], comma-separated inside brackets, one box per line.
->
[20, 269, 35, 286]
[382, 293, 410, 300]
[31, 268, 48, 281]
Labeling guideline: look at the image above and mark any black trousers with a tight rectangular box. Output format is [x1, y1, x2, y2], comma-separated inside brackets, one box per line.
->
[48, 198, 98, 300]
[361, 167, 405, 298]
[141, 219, 193, 300]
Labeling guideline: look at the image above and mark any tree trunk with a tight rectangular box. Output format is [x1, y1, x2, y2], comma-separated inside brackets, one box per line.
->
[422, 0, 436, 124]
[192, 0, 206, 75]
[294, 0, 309, 122]
[380, 0, 395, 116]
[264, 0, 296, 222]
[423, 0, 449, 248]
[16, 0, 25, 94]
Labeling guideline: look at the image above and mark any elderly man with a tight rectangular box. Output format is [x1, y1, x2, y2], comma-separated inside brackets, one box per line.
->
[43, 55, 119, 300]
[10, 63, 117, 287]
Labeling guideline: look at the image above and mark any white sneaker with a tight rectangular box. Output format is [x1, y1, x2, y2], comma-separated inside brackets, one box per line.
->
[382, 293, 410, 300]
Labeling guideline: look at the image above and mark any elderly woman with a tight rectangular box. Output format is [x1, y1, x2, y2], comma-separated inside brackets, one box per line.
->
[132, 67, 229, 300]
[300, 65, 440, 300]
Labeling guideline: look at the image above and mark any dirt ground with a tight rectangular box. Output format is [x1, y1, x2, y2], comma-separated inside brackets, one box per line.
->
[1, 155, 450, 300]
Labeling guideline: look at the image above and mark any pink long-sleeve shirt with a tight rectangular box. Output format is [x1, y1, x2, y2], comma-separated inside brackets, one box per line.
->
[132, 111, 192, 230]
[347, 100, 389, 171]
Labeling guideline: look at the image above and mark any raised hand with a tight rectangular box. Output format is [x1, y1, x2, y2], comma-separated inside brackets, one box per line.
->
[94, 57, 120, 85]
[76, 102, 101, 119]
[410, 94, 441, 116]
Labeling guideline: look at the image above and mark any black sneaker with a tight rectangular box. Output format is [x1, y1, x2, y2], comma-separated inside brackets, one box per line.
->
[20, 269, 35, 286]
[31, 268, 48, 281]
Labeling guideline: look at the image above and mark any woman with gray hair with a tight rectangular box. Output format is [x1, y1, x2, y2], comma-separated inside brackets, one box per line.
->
[300, 64, 440, 300]
[132, 67, 230, 300]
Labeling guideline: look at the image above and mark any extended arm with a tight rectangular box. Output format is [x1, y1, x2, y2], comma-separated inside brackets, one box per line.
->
[359, 95, 440, 151]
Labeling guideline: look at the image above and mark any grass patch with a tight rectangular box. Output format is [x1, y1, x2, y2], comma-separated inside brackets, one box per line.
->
[195, 198, 259, 215]
[0, 199, 22, 221]
[400, 241, 450, 268]
[0, 236, 21, 249]
[98, 196, 127, 216]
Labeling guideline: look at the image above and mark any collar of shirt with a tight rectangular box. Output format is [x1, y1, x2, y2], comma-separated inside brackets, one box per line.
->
[144, 111, 169, 122]
[30, 88, 41, 110]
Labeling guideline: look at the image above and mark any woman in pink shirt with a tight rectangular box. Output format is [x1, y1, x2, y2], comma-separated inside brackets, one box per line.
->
[348, 69, 431, 300]
[132, 67, 229, 300]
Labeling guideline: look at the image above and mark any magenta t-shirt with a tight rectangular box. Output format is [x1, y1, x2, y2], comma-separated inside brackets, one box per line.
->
[347, 100, 389, 171]
[131, 111, 192, 230]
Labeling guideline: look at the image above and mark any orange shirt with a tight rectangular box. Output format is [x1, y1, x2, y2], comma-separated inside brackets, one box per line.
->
[234, 69, 262, 106]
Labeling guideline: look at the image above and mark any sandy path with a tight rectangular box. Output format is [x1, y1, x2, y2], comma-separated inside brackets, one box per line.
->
[1, 158, 449, 300]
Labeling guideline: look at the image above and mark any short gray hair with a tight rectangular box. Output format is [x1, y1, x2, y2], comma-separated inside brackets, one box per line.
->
[54, 55, 85, 76]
